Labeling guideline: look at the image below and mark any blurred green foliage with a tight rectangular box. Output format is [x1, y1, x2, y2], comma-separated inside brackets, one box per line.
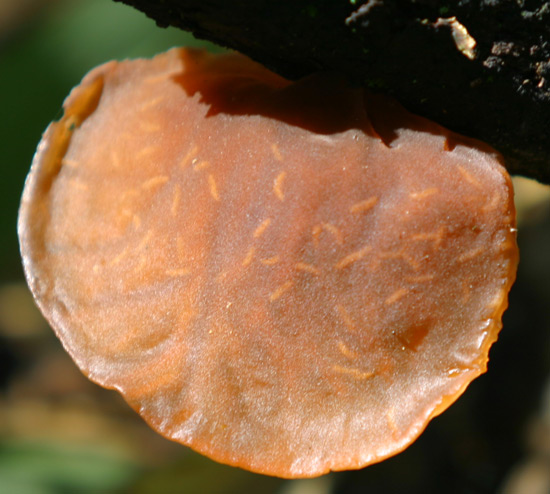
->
[0, 439, 138, 494]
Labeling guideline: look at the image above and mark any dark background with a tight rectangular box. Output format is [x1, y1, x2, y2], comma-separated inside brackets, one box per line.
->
[1, 1, 550, 493]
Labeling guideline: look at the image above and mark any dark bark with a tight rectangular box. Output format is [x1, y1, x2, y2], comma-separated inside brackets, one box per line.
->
[115, 0, 550, 184]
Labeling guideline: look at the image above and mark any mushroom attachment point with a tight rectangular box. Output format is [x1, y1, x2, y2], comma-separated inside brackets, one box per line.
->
[18, 48, 518, 478]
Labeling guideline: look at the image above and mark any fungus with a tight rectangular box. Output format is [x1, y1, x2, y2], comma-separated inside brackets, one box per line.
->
[18, 48, 518, 478]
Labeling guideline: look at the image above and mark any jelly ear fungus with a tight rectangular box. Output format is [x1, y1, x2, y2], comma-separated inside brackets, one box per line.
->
[18, 48, 518, 478]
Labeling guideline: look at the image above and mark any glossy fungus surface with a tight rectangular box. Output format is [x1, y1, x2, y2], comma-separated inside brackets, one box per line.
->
[18, 48, 518, 478]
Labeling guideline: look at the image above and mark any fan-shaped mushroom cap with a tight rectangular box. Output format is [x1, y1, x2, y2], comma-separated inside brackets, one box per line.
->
[18, 48, 518, 478]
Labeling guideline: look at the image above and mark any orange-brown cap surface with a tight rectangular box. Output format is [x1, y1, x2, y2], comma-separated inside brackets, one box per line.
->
[18, 48, 518, 478]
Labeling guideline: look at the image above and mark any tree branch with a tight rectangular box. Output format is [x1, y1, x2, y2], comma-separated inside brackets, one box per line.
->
[115, 0, 550, 184]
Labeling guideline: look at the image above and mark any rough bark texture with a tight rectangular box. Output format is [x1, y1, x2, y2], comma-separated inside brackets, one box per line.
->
[115, 0, 550, 185]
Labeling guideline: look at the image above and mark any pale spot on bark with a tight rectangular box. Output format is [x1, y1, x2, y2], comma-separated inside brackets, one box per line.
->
[435, 17, 477, 60]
